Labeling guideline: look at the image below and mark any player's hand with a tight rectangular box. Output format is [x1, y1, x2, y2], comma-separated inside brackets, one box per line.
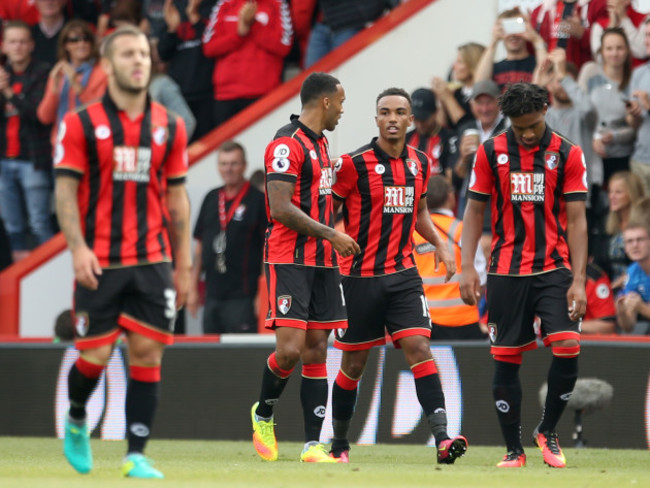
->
[330, 230, 360, 258]
[72, 245, 102, 290]
[173, 267, 192, 309]
[163, 0, 181, 32]
[186, 283, 200, 317]
[566, 281, 587, 321]
[434, 243, 456, 282]
[459, 266, 481, 306]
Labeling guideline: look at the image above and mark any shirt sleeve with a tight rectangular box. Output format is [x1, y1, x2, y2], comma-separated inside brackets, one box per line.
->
[467, 144, 492, 201]
[265, 136, 304, 183]
[53, 112, 88, 179]
[165, 115, 189, 185]
[332, 154, 357, 201]
[563, 145, 588, 200]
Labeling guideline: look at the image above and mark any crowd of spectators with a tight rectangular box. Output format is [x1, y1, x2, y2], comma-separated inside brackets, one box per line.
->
[2, 0, 650, 336]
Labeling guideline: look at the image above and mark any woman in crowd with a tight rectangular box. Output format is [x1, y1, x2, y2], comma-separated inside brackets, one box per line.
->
[604, 171, 645, 289]
[583, 27, 636, 185]
[37, 19, 107, 145]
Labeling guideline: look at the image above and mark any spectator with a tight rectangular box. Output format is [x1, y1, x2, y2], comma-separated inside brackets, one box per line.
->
[37, 19, 107, 146]
[413, 175, 487, 341]
[583, 27, 637, 184]
[531, 0, 601, 71]
[249, 168, 265, 192]
[0, 1, 40, 25]
[626, 18, 650, 193]
[158, 0, 215, 141]
[140, 0, 167, 39]
[475, 8, 548, 93]
[32, 0, 67, 68]
[187, 141, 266, 333]
[582, 262, 617, 333]
[453, 80, 507, 218]
[590, 0, 648, 65]
[406, 88, 455, 179]
[202, 0, 294, 127]
[603, 170, 645, 287]
[66, 0, 103, 26]
[432, 42, 485, 132]
[149, 38, 196, 139]
[97, 1, 143, 38]
[290, 0, 317, 67]
[0, 21, 54, 262]
[616, 220, 650, 334]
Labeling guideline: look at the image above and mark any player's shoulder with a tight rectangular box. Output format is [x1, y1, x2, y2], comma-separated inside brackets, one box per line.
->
[345, 142, 375, 161]
[407, 145, 429, 163]
[273, 122, 301, 140]
[550, 129, 580, 149]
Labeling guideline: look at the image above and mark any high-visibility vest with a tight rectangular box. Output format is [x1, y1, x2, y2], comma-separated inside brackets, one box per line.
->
[413, 213, 479, 327]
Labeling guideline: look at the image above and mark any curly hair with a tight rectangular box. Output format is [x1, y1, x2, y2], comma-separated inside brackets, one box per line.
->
[498, 83, 548, 118]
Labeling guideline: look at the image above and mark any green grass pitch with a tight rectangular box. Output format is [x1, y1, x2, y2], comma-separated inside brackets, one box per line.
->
[0, 437, 648, 487]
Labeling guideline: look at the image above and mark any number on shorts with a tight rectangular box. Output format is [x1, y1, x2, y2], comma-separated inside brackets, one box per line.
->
[420, 295, 430, 318]
[164, 288, 177, 319]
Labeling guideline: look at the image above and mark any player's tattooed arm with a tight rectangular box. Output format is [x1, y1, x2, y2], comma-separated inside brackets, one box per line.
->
[55, 176, 85, 251]
[267, 180, 359, 256]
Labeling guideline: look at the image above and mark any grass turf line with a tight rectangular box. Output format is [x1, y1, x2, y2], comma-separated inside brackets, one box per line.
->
[0, 437, 648, 488]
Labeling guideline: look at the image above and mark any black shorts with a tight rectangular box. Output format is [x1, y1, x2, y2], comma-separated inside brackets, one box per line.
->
[264, 263, 347, 330]
[486, 268, 581, 356]
[73, 262, 176, 349]
[334, 267, 431, 351]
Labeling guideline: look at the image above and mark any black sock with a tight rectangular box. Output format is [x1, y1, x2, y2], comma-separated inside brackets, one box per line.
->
[256, 363, 290, 419]
[125, 379, 159, 455]
[300, 376, 328, 443]
[493, 360, 523, 452]
[331, 382, 357, 451]
[415, 373, 449, 443]
[67, 363, 101, 420]
[538, 356, 578, 433]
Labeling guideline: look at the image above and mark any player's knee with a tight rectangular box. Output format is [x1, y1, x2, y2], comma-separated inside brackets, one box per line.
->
[402, 338, 432, 366]
[275, 346, 301, 369]
[551, 340, 580, 358]
[80, 345, 113, 366]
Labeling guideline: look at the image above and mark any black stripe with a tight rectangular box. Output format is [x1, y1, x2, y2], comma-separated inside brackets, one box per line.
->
[507, 130, 525, 275]
[135, 104, 152, 260]
[375, 151, 394, 275]
[294, 135, 312, 265]
[312, 139, 326, 266]
[532, 144, 547, 272]
[484, 136, 503, 272]
[550, 136, 571, 267]
[350, 154, 372, 277]
[104, 99, 125, 263]
[158, 110, 177, 259]
[78, 109, 99, 250]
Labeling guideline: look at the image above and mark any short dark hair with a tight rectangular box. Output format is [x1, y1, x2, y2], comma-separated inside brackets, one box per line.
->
[426, 175, 452, 211]
[219, 140, 246, 160]
[498, 83, 548, 118]
[3, 20, 32, 39]
[300, 72, 340, 106]
[376, 87, 412, 108]
[101, 25, 147, 59]
[54, 310, 75, 342]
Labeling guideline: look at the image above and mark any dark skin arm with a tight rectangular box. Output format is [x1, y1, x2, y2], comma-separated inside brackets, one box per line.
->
[267, 179, 359, 256]
[566, 200, 588, 321]
[459, 198, 487, 305]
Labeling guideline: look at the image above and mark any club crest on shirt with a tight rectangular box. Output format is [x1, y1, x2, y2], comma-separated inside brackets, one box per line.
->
[384, 186, 414, 214]
[334, 157, 343, 173]
[233, 204, 246, 221]
[75, 312, 89, 337]
[406, 159, 418, 176]
[432, 144, 441, 159]
[545, 152, 559, 170]
[510, 172, 544, 202]
[278, 295, 292, 315]
[152, 126, 168, 145]
[488, 322, 497, 343]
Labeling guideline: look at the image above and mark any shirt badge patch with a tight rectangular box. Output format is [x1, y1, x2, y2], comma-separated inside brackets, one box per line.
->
[153, 126, 168, 145]
[545, 152, 559, 170]
[406, 159, 418, 176]
[488, 322, 497, 343]
[497, 154, 509, 165]
[309, 150, 318, 160]
[375, 164, 385, 175]
[278, 295, 292, 315]
[95, 125, 111, 140]
[273, 143, 290, 158]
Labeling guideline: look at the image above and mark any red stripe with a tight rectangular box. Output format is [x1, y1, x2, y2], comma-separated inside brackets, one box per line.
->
[302, 363, 327, 378]
[411, 359, 437, 378]
[335, 370, 360, 390]
[493, 354, 523, 365]
[392, 327, 431, 343]
[334, 337, 386, 351]
[268, 352, 293, 378]
[542, 331, 580, 347]
[265, 317, 307, 330]
[552, 345, 580, 358]
[117, 314, 174, 345]
[130, 364, 161, 382]
[490, 340, 538, 356]
[75, 328, 121, 350]
[306, 319, 347, 330]
[76, 356, 105, 379]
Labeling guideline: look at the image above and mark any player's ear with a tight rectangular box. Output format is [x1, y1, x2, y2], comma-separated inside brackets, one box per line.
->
[100, 57, 112, 77]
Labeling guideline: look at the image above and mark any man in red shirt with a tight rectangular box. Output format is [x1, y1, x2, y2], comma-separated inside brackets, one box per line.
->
[54, 25, 191, 478]
[250, 72, 359, 464]
[329, 87, 467, 465]
[460, 83, 588, 469]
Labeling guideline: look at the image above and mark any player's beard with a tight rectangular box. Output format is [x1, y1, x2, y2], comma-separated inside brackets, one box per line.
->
[113, 67, 150, 95]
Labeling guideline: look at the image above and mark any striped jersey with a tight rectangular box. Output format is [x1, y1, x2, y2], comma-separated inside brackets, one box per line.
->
[263, 116, 337, 267]
[54, 93, 188, 268]
[467, 126, 587, 275]
[332, 138, 430, 277]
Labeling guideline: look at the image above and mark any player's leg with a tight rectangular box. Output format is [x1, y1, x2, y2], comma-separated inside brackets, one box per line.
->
[487, 275, 536, 467]
[330, 349, 370, 462]
[534, 270, 580, 468]
[118, 263, 176, 478]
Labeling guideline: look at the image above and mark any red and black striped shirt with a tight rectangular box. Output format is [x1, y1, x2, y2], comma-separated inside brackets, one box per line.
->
[264, 116, 337, 267]
[54, 93, 188, 268]
[333, 138, 430, 277]
[468, 126, 587, 275]
[405, 127, 455, 176]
